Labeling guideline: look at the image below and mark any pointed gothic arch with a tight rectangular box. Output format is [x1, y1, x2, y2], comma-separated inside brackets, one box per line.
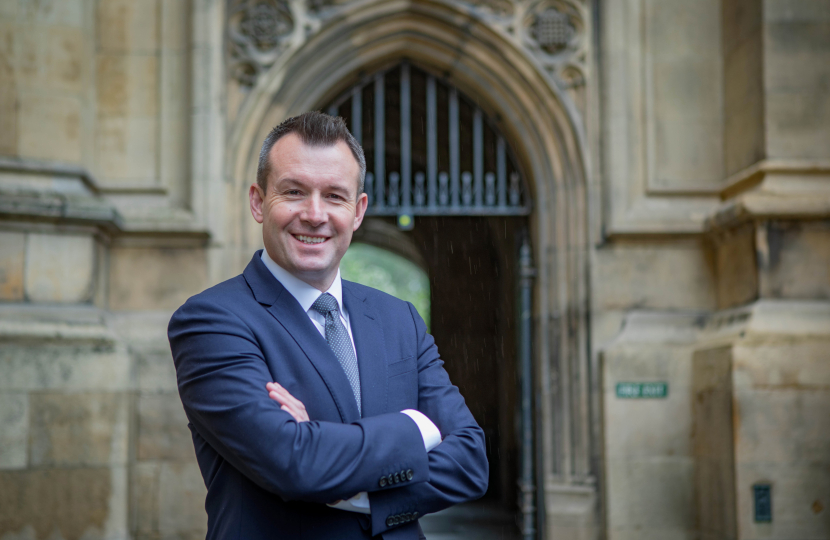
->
[225, 1, 595, 534]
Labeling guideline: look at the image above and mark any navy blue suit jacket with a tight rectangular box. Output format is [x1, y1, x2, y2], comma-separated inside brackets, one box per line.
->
[168, 251, 488, 539]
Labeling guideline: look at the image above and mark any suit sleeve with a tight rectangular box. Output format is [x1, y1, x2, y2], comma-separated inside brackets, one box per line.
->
[368, 302, 489, 535]
[168, 295, 430, 504]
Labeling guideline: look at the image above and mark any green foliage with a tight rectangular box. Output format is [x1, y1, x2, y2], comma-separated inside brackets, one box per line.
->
[340, 243, 430, 328]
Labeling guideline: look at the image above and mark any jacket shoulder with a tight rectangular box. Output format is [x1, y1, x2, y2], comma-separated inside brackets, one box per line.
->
[171, 274, 254, 320]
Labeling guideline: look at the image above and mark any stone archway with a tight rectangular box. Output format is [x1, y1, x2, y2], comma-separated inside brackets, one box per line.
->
[224, 1, 594, 536]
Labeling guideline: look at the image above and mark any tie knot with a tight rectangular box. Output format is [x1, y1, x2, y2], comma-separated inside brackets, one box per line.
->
[311, 293, 339, 315]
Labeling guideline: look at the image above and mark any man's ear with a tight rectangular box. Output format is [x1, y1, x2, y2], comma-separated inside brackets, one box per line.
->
[249, 183, 265, 224]
[353, 192, 369, 231]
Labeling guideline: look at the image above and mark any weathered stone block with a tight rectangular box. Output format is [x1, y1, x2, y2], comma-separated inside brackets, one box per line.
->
[29, 392, 129, 467]
[692, 346, 737, 539]
[759, 221, 830, 300]
[0, 393, 27, 470]
[24, 233, 95, 303]
[132, 461, 161, 535]
[137, 351, 178, 393]
[603, 343, 694, 459]
[0, 468, 111, 540]
[722, 0, 765, 175]
[0, 231, 25, 301]
[764, 20, 830, 161]
[17, 94, 82, 163]
[17, 0, 84, 26]
[96, 54, 158, 117]
[45, 26, 85, 93]
[0, 342, 130, 392]
[735, 462, 830, 538]
[714, 222, 757, 309]
[157, 462, 207, 538]
[108, 247, 207, 311]
[606, 458, 696, 530]
[594, 239, 716, 311]
[95, 115, 159, 184]
[96, 0, 159, 53]
[0, 23, 17, 155]
[138, 393, 192, 461]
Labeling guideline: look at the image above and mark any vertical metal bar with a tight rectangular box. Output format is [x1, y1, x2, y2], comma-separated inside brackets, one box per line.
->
[473, 108, 483, 207]
[351, 86, 362, 145]
[449, 87, 460, 209]
[497, 136, 507, 209]
[426, 75, 438, 209]
[400, 63, 411, 210]
[374, 74, 385, 210]
[518, 235, 536, 540]
[365, 172, 374, 208]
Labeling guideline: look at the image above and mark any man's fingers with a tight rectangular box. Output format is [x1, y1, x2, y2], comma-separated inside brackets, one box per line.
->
[266, 383, 309, 422]
[267, 382, 306, 411]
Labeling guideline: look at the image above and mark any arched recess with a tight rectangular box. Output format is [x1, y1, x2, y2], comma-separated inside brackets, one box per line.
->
[225, 0, 595, 530]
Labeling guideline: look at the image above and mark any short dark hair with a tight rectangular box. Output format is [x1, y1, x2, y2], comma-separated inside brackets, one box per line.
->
[256, 111, 366, 196]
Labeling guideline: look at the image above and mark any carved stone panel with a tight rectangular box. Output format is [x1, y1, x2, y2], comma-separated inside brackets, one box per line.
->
[227, 0, 294, 86]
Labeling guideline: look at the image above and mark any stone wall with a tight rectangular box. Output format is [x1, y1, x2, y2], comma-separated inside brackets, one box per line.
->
[0, 0, 828, 539]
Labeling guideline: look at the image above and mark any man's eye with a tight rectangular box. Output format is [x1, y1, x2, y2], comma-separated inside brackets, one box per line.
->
[286, 190, 302, 196]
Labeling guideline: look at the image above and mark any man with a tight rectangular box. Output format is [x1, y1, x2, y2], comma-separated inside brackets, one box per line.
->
[168, 111, 488, 540]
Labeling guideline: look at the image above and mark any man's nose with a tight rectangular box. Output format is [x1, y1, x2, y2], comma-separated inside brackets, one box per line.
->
[300, 193, 327, 225]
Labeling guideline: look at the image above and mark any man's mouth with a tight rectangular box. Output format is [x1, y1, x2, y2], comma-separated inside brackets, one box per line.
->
[293, 234, 327, 245]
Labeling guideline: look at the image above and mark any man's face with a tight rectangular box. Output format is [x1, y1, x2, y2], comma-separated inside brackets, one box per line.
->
[249, 133, 368, 291]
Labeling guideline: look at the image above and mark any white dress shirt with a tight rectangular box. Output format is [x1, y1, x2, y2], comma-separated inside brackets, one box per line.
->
[260, 251, 441, 513]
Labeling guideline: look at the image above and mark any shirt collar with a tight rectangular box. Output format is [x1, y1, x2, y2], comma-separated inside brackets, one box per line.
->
[260, 250, 345, 315]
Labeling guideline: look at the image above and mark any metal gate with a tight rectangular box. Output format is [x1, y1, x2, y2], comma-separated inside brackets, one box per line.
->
[325, 61, 530, 228]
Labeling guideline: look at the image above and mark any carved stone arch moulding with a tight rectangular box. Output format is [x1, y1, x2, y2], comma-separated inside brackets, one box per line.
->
[225, 0, 590, 119]
[225, 7, 595, 518]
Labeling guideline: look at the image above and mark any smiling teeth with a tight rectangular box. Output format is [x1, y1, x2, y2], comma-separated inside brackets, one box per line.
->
[295, 235, 326, 244]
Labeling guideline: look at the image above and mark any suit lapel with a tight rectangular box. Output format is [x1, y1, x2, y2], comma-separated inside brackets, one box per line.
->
[244, 252, 361, 423]
[343, 281, 388, 418]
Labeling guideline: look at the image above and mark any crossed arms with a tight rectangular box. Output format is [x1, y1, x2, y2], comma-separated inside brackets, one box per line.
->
[169, 296, 488, 535]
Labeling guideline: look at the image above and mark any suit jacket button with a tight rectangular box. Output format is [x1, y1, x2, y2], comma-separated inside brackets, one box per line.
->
[406, 469, 413, 480]
[386, 517, 394, 527]
[393, 472, 401, 483]
[379, 477, 387, 487]
[387, 474, 394, 485]
[412, 511, 419, 519]
[404, 512, 412, 522]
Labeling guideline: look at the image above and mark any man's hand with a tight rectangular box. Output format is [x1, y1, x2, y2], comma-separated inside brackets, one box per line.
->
[266, 382, 310, 422]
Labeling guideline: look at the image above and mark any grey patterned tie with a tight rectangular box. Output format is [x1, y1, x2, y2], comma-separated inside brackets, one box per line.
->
[311, 293, 362, 415]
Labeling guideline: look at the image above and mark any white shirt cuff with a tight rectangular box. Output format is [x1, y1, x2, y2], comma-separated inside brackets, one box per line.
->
[401, 409, 442, 452]
[328, 491, 371, 514]
[327, 411, 441, 516]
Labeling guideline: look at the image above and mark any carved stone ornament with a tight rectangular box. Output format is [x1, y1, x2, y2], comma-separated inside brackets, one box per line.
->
[227, 0, 295, 86]
[457, 0, 515, 17]
[519, 0, 587, 96]
[523, 1, 581, 58]
[531, 7, 575, 54]
[225, 0, 589, 106]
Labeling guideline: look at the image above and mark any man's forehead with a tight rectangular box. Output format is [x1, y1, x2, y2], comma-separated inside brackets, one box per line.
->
[267, 134, 360, 188]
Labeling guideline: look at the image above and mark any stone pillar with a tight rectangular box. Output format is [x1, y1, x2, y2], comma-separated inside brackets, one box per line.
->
[692, 302, 830, 539]
[0, 231, 131, 539]
[693, 2, 830, 535]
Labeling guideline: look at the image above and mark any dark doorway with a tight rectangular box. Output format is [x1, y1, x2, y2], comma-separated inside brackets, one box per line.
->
[357, 215, 527, 510]
[326, 61, 533, 535]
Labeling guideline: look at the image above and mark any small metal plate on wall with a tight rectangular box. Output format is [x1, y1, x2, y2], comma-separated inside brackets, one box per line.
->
[754, 484, 772, 522]
[615, 382, 668, 399]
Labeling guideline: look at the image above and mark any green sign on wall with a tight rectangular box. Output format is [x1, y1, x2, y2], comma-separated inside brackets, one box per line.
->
[616, 382, 669, 399]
